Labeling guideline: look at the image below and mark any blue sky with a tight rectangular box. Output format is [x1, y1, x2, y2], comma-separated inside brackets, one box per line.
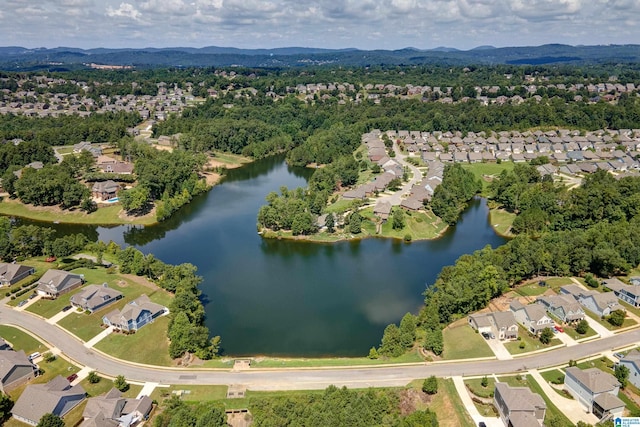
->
[1, 0, 638, 50]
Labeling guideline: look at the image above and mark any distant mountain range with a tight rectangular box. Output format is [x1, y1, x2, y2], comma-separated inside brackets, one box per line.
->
[1, 44, 640, 70]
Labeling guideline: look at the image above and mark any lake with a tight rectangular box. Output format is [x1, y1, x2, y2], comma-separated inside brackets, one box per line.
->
[18, 156, 506, 357]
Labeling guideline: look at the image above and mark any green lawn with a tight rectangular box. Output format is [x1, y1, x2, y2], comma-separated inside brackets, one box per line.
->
[8, 356, 80, 400]
[564, 323, 597, 340]
[250, 350, 424, 368]
[442, 322, 493, 360]
[0, 325, 47, 354]
[489, 209, 516, 237]
[498, 375, 573, 427]
[150, 385, 228, 403]
[211, 151, 252, 166]
[513, 282, 550, 297]
[0, 198, 156, 225]
[94, 316, 172, 366]
[378, 209, 447, 241]
[538, 370, 568, 397]
[464, 377, 495, 398]
[325, 198, 362, 214]
[462, 162, 515, 194]
[432, 378, 476, 427]
[545, 277, 577, 291]
[585, 310, 637, 331]
[504, 326, 562, 355]
[577, 356, 615, 373]
[80, 375, 142, 398]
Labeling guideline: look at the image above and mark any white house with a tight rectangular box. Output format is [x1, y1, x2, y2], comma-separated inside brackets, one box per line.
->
[510, 301, 553, 335]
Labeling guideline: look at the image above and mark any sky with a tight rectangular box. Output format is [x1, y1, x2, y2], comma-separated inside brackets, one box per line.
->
[1, 0, 639, 50]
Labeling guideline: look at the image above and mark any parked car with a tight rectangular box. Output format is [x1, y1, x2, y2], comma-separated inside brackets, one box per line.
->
[62, 305, 72, 312]
[66, 373, 77, 383]
[45, 256, 57, 262]
[614, 352, 625, 359]
[478, 422, 487, 427]
[554, 325, 564, 333]
[481, 332, 491, 340]
[17, 300, 28, 307]
[29, 293, 37, 299]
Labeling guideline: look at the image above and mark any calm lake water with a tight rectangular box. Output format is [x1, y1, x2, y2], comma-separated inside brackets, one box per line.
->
[18, 156, 506, 356]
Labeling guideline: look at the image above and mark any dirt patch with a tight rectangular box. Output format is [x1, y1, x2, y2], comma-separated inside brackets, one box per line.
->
[398, 389, 431, 416]
[120, 274, 160, 291]
[117, 206, 156, 223]
[202, 171, 222, 186]
[152, 144, 174, 152]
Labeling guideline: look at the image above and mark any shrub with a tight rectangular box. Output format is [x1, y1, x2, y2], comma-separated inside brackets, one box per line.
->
[519, 341, 525, 349]
[422, 376, 438, 395]
[403, 234, 412, 242]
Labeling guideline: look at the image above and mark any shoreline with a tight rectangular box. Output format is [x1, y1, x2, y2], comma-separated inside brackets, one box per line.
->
[0, 153, 253, 227]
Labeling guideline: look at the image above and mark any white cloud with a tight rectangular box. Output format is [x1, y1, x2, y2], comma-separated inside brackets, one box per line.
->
[510, 0, 582, 20]
[106, 2, 142, 21]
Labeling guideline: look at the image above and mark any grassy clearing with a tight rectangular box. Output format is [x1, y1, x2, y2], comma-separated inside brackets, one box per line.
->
[545, 277, 576, 292]
[251, 350, 424, 368]
[431, 378, 476, 427]
[442, 321, 493, 360]
[211, 151, 252, 166]
[464, 377, 495, 398]
[498, 375, 573, 427]
[94, 316, 172, 366]
[80, 375, 142, 398]
[0, 325, 46, 354]
[489, 209, 516, 237]
[378, 209, 447, 241]
[0, 198, 156, 225]
[462, 162, 515, 194]
[513, 282, 549, 297]
[504, 326, 562, 355]
[325, 198, 361, 214]
[150, 385, 229, 403]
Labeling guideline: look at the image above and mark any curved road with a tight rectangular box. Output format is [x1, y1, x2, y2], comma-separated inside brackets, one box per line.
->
[2, 304, 639, 391]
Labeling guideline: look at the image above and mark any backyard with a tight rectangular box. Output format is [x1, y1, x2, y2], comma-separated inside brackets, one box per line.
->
[442, 320, 493, 360]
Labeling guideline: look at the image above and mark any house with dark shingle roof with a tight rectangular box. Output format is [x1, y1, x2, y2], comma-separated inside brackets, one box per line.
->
[92, 180, 120, 201]
[102, 295, 168, 332]
[36, 269, 83, 299]
[12, 375, 86, 426]
[536, 294, 585, 323]
[494, 382, 545, 427]
[70, 283, 123, 313]
[603, 277, 640, 307]
[0, 349, 37, 393]
[0, 263, 35, 286]
[510, 301, 553, 335]
[564, 367, 625, 419]
[80, 387, 152, 427]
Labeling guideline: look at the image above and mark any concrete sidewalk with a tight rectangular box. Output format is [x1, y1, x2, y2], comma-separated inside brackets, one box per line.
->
[84, 326, 114, 348]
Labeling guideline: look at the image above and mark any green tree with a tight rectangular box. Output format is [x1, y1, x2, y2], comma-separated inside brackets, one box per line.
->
[539, 327, 554, 345]
[422, 376, 438, 395]
[399, 312, 417, 348]
[114, 375, 129, 392]
[0, 392, 13, 421]
[348, 212, 362, 234]
[325, 213, 335, 232]
[399, 409, 438, 427]
[424, 327, 443, 356]
[88, 371, 100, 384]
[119, 185, 150, 213]
[195, 404, 227, 427]
[615, 364, 630, 389]
[575, 319, 589, 335]
[379, 324, 404, 357]
[481, 376, 488, 387]
[392, 207, 405, 230]
[608, 309, 626, 327]
[36, 413, 65, 427]
[368, 346, 379, 359]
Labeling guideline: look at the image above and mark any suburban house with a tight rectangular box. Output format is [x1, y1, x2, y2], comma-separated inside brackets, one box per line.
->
[11, 375, 86, 426]
[536, 294, 585, 323]
[373, 201, 392, 221]
[0, 349, 37, 393]
[92, 180, 120, 201]
[468, 311, 518, 340]
[0, 263, 35, 286]
[564, 367, 625, 419]
[619, 349, 640, 389]
[560, 285, 625, 317]
[509, 300, 554, 335]
[102, 295, 168, 332]
[70, 283, 123, 313]
[81, 387, 153, 427]
[36, 269, 84, 299]
[493, 382, 546, 427]
[603, 278, 640, 307]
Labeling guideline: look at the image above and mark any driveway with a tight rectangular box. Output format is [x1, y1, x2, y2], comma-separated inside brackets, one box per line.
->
[485, 337, 513, 360]
[528, 369, 597, 424]
[584, 316, 613, 338]
[554, 330, 578, 347]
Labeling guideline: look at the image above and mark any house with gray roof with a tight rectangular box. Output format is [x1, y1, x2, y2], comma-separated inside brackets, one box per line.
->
[564, 367, 625, 419]
[536, 294, 585, 323]
[578, 291, 624, 318]
[0, 349, 37, 393]
[468, 311, 518, 340]
[70, 284, 123, 313]
[12, 375, 86, 426]
[92, 180, 120, 201]
[509, 301, 553, 335]
[604, 277, 640, 307]
[102, 295, 168, 332]
[619, 349, 640, 389]
[494, 382, 545, 427]
[0, 263, 35, 286]
[36, 269, 83, 299]
[81, 388, 153, 427]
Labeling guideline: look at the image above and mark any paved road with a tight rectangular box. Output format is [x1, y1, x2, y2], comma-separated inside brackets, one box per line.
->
[375, 142, 422, 207]
[2, 303, 640, 391]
